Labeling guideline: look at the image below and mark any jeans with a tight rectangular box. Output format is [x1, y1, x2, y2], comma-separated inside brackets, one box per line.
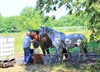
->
[23, 48, 33, 64]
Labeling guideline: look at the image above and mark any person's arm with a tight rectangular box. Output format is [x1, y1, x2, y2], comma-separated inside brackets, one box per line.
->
[30, 39, 34, 43]
[29, 36, 35, 43]
[27, 36, 35, 43]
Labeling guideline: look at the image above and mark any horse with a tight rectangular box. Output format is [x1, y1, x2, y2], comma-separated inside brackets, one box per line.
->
[30, 30, 53, 56]
[39, 26, 88, 62]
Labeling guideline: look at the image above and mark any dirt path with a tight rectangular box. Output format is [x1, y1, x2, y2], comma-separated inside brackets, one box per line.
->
[15, 52, 24, 64]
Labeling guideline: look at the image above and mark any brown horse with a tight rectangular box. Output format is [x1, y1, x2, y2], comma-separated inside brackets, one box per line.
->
[30, 30, 53, 56]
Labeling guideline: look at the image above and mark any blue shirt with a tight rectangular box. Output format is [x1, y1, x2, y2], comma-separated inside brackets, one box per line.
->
[23, 35, 32, 48]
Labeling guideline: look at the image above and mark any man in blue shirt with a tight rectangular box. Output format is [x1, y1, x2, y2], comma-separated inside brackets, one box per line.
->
[23, 31, 34, 64]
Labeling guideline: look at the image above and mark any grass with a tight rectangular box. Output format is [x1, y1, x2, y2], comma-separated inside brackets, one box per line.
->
[1, 62, 99, 72]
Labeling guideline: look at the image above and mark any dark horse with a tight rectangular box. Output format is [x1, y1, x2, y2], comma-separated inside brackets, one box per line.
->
[30, 30, 68, 61]
[30, 30, 52, 56]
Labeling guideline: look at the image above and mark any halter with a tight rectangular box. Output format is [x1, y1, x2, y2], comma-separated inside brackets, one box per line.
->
[33, 33, 38, 39]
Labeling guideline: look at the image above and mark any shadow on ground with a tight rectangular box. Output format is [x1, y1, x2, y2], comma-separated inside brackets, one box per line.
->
[16, 52, 100, 72]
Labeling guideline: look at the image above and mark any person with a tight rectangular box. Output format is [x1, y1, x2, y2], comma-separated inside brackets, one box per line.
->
[23, 31, 34, 64]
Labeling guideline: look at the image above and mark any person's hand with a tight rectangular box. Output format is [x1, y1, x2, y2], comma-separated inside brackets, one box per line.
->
[30, 39, 34, 43]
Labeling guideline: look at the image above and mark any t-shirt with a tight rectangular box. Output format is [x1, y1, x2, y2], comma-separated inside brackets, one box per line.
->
[23, 35, 32, 48]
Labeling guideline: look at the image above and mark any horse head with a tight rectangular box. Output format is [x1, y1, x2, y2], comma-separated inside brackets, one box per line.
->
[30, 30, 40, 48]
[39, 26, 46, 37]
[30, 30, 39, 40]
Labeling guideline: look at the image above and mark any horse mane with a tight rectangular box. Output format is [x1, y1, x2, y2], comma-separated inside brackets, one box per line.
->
[30, 30, 39, 34]
[43, 26, 56, 34]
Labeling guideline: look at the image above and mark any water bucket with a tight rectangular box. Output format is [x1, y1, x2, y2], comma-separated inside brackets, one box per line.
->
[33, 54, 44, 64]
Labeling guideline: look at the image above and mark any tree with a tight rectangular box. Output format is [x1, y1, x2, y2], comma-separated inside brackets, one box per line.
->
[20, 7, 43, 30]
[36, 0, 100, 41]
[0, 16, 5, 32]
[4, 16, 20, 32]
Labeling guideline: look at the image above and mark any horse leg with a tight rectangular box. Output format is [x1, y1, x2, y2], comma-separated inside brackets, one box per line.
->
[61, 40, 69, 61]
[55, 47, 62, 63]
[83, 42, 88, 57]
[46, 49, 50, 55]
[62, 48, 68, 60]
[77, 40, 88, 62]
[77, 45, 82, 62]
[42, 49, 46, 56]
[46, 49, 51, 63]
[82, 39, 89, 61]
[42, 49, 49, 63]
[83, 47, 88, 54]
[82, 43, 89, 61]
[77, 44, 87, 62]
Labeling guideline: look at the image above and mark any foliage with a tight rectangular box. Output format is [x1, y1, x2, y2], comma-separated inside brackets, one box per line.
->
[88, 40, 100, 54]
[85, 1, 100, 62]
[0, 7, 45, 32]
[0, 7, 89, 33]
[36, 0, 100, 41]
[85, 0, 100, 41]
[0, 16, 5, 32]
[90, 63, 100, 72]
[53, 13, 89, 27]
[40, 13, 89, 27]
[0, 16, 21, 32]
[19, 7, 43, 30]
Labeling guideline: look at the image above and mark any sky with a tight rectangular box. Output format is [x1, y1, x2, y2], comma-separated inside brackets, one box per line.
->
[0, 0, 68, 19]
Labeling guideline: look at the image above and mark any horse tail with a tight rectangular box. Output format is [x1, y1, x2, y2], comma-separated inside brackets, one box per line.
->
[83, 38, 88, 54]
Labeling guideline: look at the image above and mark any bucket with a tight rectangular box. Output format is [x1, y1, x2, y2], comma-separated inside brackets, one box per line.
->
[33, 47, 43, 64]
[33, 54, 44, 64]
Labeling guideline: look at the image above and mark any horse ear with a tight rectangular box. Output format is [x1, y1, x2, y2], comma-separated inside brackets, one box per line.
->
[40, 26, 42, 28]
[41, 25, 45, 28]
